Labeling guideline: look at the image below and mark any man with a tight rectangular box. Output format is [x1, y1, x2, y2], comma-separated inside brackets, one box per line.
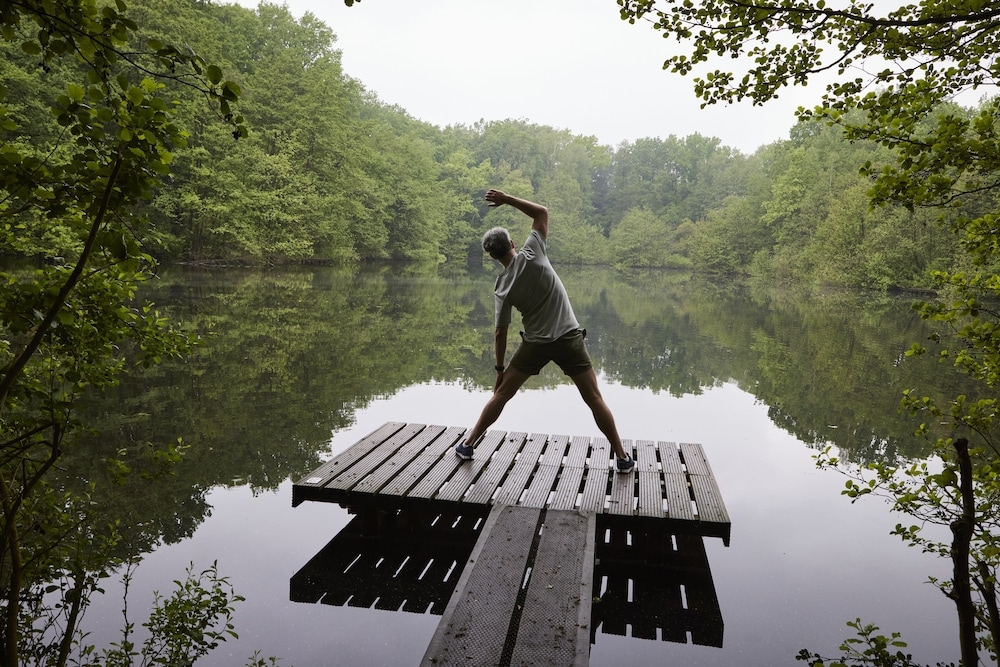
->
[454, 189, 635, 474]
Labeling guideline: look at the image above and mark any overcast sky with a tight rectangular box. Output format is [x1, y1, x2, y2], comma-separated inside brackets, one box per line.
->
[231, 0, 827, 154]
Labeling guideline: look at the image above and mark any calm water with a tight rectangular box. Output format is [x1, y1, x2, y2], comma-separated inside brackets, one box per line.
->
[76, 264, 960, 666]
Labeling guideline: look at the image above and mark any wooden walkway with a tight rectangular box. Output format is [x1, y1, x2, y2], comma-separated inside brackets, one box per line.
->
[291, 422, 731, 666]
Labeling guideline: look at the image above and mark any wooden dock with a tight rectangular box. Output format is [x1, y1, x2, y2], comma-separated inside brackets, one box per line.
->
[291, 422, 731, 665]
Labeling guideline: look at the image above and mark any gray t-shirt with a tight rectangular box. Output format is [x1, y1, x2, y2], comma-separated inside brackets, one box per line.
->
[494, 230, 580, 343]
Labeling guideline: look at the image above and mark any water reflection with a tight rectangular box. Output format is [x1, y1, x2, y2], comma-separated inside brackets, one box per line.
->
[289, 497, 726, 659]
[593, 518, 723, 648]
[290, 503, 488, 615]
[66, 264, 968, 665]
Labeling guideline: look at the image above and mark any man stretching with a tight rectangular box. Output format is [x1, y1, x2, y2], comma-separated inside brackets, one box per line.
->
[454, 189, 635, 474]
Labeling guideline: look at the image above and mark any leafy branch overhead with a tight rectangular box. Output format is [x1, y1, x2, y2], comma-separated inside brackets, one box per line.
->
[2, 0, 247, 133]
[617, 0, 1000, 665]
[618, 0, 998, 107]
[618, 0, 1000, 212]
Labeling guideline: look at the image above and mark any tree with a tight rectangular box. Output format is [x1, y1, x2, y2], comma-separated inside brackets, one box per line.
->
[610, 207, 672, 268]
[0, 0, 245, 663]
[616, 0, 1000, 663]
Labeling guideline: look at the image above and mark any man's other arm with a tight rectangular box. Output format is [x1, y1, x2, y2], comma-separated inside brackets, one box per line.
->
[485, 189, 548, 240]
[493, 325, 509, 391]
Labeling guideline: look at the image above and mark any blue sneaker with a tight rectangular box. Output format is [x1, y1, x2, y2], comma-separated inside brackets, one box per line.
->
[455, 441, 474, 460]
[615, 456, 635, 474]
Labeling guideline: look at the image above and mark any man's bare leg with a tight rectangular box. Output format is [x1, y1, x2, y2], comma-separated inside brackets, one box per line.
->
[460, 367, 532, 449]
[570, 368, 630, 461]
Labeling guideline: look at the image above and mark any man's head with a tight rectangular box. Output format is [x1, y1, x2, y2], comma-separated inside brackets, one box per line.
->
[482, 227, 513, 260]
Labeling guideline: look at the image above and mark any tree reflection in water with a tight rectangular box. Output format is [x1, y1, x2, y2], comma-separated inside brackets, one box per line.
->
[70, 264, 963, 665]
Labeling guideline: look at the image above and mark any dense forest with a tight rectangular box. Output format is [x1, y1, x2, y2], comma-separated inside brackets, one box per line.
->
[1, 0, 985, 290]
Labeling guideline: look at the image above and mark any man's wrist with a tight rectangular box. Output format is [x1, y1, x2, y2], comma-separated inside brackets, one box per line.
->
[495, 365, 505, 372]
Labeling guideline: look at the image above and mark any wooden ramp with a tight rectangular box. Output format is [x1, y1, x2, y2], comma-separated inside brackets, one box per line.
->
[291, 422, 731, 665]
[421, 506, 595, 667]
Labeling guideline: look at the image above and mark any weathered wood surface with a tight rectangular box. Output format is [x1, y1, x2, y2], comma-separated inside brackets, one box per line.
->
[420, 506, 595, 667]
[293, 422, 731, 542]
[292, 423, 732, 664]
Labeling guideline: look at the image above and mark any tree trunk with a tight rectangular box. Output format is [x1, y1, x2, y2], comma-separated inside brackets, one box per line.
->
[951, 438, 978, 666]
[977, 559, 1000, 661]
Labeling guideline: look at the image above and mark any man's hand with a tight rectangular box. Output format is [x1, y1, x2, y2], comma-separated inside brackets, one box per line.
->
[485, 189, 508, 208]
[484, 188, 548, 238]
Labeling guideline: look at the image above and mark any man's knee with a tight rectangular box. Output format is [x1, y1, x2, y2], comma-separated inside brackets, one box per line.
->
[495, 371, 529, 400]
[493, 385, 517, 403]
[571, 371, 603, 403]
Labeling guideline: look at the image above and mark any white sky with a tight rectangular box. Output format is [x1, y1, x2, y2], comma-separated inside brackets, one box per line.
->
[231, 0, 827, 153]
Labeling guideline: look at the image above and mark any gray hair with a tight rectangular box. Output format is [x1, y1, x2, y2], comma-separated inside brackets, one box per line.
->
[482, 227, 512, 259]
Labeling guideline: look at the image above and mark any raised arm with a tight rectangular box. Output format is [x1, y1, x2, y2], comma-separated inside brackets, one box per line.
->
[485, 189, 548, 240]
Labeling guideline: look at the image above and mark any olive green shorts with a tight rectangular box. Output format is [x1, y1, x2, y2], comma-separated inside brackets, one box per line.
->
[509, 328, 592, 377]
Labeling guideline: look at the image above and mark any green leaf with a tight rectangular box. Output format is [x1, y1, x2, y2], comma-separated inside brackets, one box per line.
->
[221, 81, 241, 101]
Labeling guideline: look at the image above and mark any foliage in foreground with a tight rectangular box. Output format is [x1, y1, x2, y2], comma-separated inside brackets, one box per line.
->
[0, 0, 255, 665]
[796, 619, 941, 667]
[615, 0, 1000, 664]
[75, 562, 278, 667]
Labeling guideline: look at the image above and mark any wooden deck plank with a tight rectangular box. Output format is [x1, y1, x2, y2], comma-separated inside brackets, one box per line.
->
[324, 423, 427, 491]
[294, 421, 406, 490]
[376, 426, 464, 497]
[606, 439, 636, 516]
[351, 424, 448, 494]
[417, 430, 506, 502]
[420, 506, 541, 667]
[680, 442, 730, 525]
[520, 464, 560, 509]
[510, 510, 595, 667]
[588, 436, 612, 471]
[563, 435, 591, 468]
[579, 438, 611, 513]
[658, 440, 684, 475]
[633, 440, 662, 518]
[548, 465, 585, 511]
[680, 441, 715, 477]
[493, 433, 548, 506]
[538, 433, 569, 467]
[462, 432, 528, 505]
[636, 471, 662, 518]
[518, 434, 570, 508]
[547, 436, 589, 511]
[634, 439, 658, 474]
[665, 474, 696, 521]
[689, 474, 731, 525]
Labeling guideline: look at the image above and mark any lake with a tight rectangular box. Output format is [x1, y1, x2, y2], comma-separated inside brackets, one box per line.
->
[74, 263, 961, 665]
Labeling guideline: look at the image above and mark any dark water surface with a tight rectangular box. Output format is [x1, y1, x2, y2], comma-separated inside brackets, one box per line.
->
[77, 265, 960, 665]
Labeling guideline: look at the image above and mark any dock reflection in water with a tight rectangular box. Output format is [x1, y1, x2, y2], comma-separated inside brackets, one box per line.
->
[290, 502, 488, 615]
[290, 499, 724, 654]
[593, 516, 723, 647]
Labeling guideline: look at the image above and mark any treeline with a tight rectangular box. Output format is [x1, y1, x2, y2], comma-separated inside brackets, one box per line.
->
[1, 0, 981, 288]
